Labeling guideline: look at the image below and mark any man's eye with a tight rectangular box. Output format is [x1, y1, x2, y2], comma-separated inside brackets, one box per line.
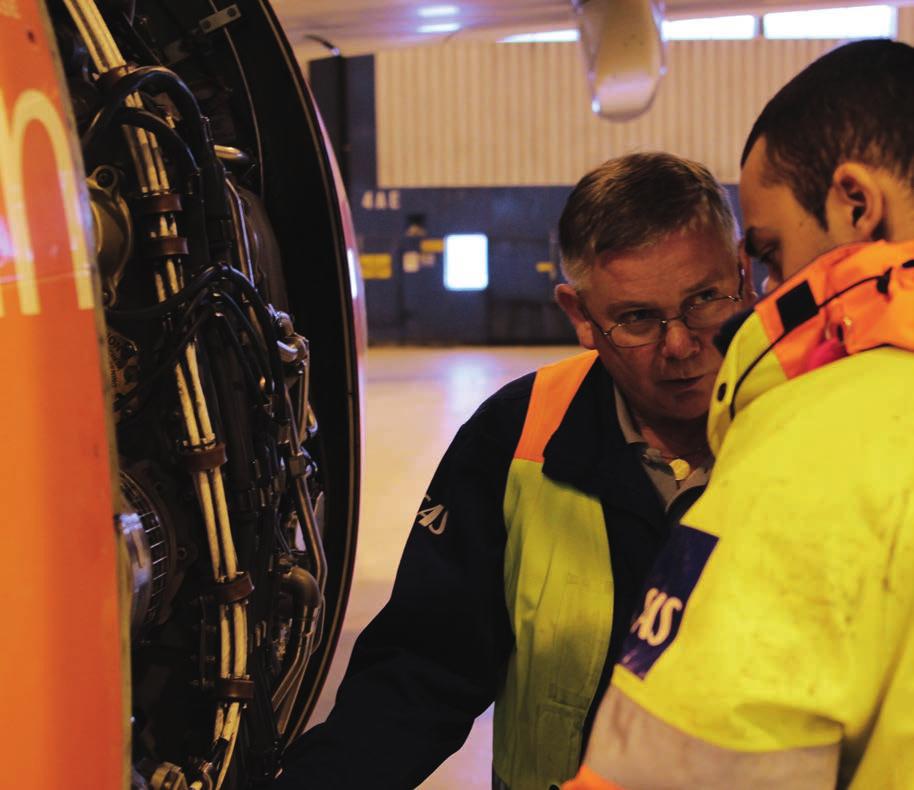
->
[753, 249, 784, 293]
[755, 248, 781, 273]
[693, 288, 721, 303]
[618, 310, 656, 324]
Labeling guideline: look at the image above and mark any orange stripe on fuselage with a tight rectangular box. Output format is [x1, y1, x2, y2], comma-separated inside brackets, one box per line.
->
[513, 350, 598, 462]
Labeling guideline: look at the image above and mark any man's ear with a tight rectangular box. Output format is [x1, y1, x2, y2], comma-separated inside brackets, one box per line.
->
[555, 283, 597, 349]
[737, 241, 758, 303]
[825, 163, 885, 242]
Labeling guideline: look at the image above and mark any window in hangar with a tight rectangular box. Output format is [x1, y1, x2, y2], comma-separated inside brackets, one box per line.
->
[499, 5, 897, 43]
[763, 5, 896, 39]
[661, 15, 757, 40]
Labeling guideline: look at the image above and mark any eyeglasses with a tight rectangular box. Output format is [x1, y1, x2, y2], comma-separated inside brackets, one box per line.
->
[579, 271, 745, 349]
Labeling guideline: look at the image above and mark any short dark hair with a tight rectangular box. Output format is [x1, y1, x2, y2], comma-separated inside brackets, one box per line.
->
[742, 39, 914, 228]
[558, 152, 736, 287]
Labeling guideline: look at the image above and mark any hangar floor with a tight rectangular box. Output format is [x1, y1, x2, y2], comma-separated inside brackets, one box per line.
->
[307, 344, 579, 788]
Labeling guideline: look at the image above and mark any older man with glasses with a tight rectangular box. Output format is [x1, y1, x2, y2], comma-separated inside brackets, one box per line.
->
[275, 152, 749, 790]
[554, 155, 747, 500]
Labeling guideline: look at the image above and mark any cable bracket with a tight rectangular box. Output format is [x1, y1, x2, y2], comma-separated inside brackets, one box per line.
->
[210, 572, 254, 605]
[214, 677, 256, 702]
[181, 440, 227, 473]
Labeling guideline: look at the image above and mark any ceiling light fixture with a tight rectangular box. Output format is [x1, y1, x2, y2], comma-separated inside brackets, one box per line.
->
[418, 5, 459, 17]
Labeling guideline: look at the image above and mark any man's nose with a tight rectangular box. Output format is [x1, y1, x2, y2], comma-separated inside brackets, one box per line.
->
[660, 319, 700, 359]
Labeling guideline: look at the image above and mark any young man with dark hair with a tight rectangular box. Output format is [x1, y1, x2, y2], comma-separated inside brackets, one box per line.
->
[274, 152, 748, 789]
[568, 39, 914, 790]
[740, 38, 914, 290]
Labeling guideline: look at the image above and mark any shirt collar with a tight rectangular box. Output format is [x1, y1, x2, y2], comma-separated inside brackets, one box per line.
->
[613, 383, 646, 448]
[612, 383, 712, 508]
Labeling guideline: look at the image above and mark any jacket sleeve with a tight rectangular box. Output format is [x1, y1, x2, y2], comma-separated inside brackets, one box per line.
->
[274, 390, 523, 789]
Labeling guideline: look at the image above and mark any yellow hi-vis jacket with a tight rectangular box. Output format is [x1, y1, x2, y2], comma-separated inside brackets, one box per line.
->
[567, 240, 914, 790]
[496, 351, 615, 789]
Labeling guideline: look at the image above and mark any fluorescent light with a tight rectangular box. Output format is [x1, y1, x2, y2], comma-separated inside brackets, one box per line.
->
[444, 234, 488, 291]
[499, 29, 579, 44]
[662, 15, 756, 40]
[418, 5, 458, 17]
[763, 5, 896, 39]
[418, 21, 460, 34]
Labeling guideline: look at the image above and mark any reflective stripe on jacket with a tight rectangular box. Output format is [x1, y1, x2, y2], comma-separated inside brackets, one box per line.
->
[494, 351, 615, 790]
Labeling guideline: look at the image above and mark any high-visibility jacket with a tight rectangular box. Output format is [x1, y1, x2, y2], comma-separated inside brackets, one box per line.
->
[495, 351, 615, 789]
[568, 240, 914, 790]
[279, 353, 674, 789]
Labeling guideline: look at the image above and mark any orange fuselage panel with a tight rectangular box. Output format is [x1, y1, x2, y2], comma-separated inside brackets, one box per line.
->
[0, 3, 125, 787]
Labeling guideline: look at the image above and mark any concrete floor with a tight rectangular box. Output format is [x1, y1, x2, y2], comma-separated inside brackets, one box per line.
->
[307, 345, 579, 788]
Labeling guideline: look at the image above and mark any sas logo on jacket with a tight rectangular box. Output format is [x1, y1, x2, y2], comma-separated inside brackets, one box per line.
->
[415, 495, 449, 535]
[621, 525, 718, 678]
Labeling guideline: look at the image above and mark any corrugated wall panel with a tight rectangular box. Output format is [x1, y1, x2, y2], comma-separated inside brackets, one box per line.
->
[898, 7, 914, 42]
[376, 38, 849, 187]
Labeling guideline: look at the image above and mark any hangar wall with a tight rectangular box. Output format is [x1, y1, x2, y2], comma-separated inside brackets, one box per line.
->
[376, 7, 914, 187]
[310, 55, 581, 345]
[376, 38, 832, 187]
[309, 12, 914, 344]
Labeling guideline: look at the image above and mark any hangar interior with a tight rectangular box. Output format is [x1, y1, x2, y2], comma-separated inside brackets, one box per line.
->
[10, 1, 913, 787]
[290, 5, 914, 786]
[304, 8, 914, 344]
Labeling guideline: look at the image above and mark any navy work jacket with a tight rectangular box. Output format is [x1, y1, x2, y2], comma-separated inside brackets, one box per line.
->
[276, 361, 672, 789]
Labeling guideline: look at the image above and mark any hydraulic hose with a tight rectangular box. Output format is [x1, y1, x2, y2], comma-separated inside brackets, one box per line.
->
[63, 1, 246, 785]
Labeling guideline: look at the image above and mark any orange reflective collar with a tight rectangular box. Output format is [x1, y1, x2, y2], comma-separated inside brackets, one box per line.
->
[754, 240, 914, 380]
[561, 764, 628, 790]
[514, 350, 598, 463]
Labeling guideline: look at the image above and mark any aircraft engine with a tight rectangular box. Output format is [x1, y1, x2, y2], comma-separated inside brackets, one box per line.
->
[40, 0, 363, 786]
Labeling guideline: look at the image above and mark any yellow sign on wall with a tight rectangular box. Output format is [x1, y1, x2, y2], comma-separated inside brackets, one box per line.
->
[360, 253, 393, 280]
[420, 238, 444, 254]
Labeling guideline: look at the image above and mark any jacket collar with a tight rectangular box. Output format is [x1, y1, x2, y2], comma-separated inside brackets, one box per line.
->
[541, 359, 665, 527]
[709, 240, 914, 454]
